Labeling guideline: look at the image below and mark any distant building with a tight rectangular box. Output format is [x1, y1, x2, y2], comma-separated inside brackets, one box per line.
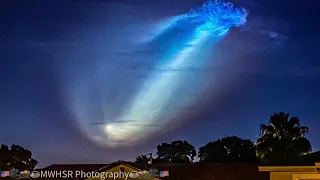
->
[25, 161, 270, 180]
[137, 162, 269, 180]
[10, 151, 320, 180]
[259, 151, 320, 180]
[259, 162, 320, 180]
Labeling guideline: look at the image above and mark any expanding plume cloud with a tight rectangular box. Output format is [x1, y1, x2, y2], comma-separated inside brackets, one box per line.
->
[67, 0, 249, 147]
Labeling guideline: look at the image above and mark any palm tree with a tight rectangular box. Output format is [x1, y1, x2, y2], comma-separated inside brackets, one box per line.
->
[256, 112, 312, 164]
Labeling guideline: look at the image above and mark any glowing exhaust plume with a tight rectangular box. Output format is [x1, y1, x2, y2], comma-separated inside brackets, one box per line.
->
[144, 0, 248, 43]
[105, 23, 216, 146]
[100, 0, 248, 147]
[68, 0, 248, 147]
[179, 0, 247, 27]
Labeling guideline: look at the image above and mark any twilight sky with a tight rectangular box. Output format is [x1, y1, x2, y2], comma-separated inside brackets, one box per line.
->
[1, 0, 319, 167]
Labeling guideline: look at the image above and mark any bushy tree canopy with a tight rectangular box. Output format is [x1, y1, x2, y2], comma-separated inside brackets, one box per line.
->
[156, 140, 196, 163]
[256, 112, 312, 164]
[0, 144, 38, 170]
[198, 136, 258, 163]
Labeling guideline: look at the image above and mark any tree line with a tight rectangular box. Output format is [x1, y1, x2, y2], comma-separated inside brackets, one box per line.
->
[0, 112, 313, 170]
[135, 112, 312, 165]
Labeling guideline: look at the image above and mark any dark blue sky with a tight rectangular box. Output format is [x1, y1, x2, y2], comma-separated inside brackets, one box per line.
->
[1, 0, 319, 167]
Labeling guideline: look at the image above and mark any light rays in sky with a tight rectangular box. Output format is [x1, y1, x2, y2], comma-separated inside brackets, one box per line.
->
[104, 23, 220, 145]
[102, 1, 248, 146]
[138, 17, 181, 43]
[68, 0, 249, 147]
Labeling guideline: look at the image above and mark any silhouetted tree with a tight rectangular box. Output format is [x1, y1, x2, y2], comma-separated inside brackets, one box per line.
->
[198, 136, 258, 163]
[156, 140, 196, 163]
[256, 112, 312, 165]
[0, 144, 38, 170]
[135, 154, 149, 164]
[135, 153, 163, 165]
[135, 154, 165, 165]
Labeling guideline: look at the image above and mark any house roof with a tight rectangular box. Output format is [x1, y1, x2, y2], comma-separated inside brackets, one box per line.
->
[263, 151, 320, 166]
[95, 161, 142, 172]
[42, 163, 110, 172]
[17, 161, 141, 180]
[297, 151, 320, 165]
[13, 162, 268, 180]
[136, 163, 270, 180]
